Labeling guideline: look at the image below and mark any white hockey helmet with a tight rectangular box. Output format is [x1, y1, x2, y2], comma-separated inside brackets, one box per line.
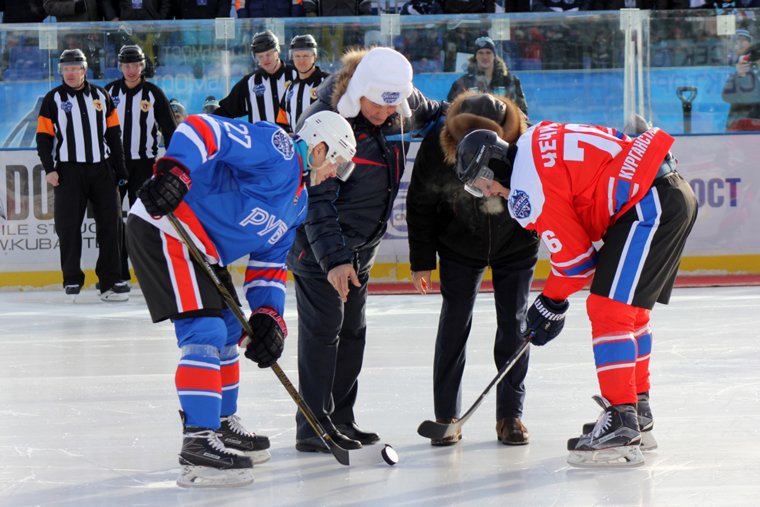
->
[297, 111, 357, 181]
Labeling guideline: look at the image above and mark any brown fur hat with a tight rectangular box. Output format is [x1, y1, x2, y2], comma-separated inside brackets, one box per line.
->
[441, 91, 527, 165]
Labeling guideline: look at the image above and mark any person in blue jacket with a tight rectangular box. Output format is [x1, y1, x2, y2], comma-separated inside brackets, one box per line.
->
[125, 111, 356, 487]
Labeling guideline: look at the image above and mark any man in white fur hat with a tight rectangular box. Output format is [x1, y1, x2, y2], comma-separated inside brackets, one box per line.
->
[286, 46, 446, 453]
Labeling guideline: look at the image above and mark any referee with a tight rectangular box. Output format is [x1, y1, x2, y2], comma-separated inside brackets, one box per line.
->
[216, 30, 297, 125]
[276, 34, 329, 133]
[105, 44, 176, 282]
[36, 48, 129, 302]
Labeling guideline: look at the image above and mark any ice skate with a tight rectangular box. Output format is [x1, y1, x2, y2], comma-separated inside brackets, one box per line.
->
[567, 395, 644, 468]
[98, 281, 130, 302]
[219, 414, 272, 464]
[64, 284, 81, 303]
[177, 428, 254, 488]
[580, 392, 657, 452]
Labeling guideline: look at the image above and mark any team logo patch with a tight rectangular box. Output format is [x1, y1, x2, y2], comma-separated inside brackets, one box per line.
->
[310, 87, 318, 100]
[271, 129, 294, 160]
[381, 91, 400, 104]
[92, 99, 104, 112]
[509, 189, 532, 219]
[140, 99, 151, 112]
[286, 88, 294, 101]
[254, 84, 266, 96]
[61, 100, 73, 113]
[112, 95, 120, 107]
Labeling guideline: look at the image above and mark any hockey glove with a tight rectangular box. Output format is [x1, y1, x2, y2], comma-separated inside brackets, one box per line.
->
[524, 294, 569, 346]
[137, 158, 191, 217]
[240, 307, 287, 368]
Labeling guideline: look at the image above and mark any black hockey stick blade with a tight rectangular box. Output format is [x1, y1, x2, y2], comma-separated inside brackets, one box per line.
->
[417, 340, 530, 441]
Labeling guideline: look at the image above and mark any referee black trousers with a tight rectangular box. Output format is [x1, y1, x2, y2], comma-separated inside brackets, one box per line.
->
[294, 272, 369, 439]
[53, 162, 121, 291]
[433, 256, 536, 421]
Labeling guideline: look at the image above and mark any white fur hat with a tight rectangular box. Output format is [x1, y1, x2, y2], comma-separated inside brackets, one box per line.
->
[337, 47, 414, 119]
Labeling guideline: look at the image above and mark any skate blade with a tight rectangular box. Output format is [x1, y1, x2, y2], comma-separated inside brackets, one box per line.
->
[567, 445, 645, 468]
[248, 449, 271, 465]
[640, 431, 658, 452]
[176, 465, 254, 488]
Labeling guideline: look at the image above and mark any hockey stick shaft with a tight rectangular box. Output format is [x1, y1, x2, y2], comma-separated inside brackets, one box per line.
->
[417, 339, 530, 440]
[166, 213, 349, 466]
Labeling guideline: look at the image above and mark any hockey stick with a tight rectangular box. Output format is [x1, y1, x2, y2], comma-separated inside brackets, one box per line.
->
[166, 213, 350, 466]
[417, 339, 530, 440]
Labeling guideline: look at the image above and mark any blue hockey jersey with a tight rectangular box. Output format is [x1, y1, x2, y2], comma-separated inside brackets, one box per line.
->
[131, 114, 307, 314]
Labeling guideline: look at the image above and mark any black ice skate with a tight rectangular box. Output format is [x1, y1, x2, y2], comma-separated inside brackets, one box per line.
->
[177, 428, 254, 488]
[567, 395, 644, 467]
[580, 392, 657, 452]
[219, 414, 272, 464]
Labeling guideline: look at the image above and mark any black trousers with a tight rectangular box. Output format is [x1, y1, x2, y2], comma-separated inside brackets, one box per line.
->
[294, 271, 369, 439]
[118, 158, 155, 280]
[434, 255, 536, 421]
[53, 162, 121, 291]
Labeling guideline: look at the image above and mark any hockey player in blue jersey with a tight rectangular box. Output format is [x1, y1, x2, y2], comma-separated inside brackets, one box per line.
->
[125, 111, 356, 487]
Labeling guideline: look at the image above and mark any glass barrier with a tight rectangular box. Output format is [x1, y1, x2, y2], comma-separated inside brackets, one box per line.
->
[1, 9, 759, 148]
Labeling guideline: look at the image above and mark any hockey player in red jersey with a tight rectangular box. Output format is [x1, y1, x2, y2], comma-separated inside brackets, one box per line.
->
[454, 107, 698, 467]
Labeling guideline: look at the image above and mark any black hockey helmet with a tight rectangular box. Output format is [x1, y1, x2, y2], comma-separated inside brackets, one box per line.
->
[455, 129, 515, 197]
[59, 48, 87, 66]
[118, 44, 145, 64]
[251, 30, 279, 55]
[290, 34, 318, 51]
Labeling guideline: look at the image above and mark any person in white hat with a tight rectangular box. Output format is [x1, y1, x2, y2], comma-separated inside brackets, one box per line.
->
[286, 46, 446, 453]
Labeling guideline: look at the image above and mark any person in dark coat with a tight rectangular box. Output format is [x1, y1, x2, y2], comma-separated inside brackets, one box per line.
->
[287, 47, 445, 453]
[407, 92, 539, 446]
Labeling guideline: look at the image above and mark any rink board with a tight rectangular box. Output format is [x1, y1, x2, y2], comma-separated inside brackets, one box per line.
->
[1, 134, 759, 288]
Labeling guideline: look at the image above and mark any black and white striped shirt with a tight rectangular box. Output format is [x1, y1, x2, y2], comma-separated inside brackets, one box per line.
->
[36, 81, 124, 173]
[216, 61, 298, 124]
[276, 67, 329, 133]
[104, 78, 176, 161]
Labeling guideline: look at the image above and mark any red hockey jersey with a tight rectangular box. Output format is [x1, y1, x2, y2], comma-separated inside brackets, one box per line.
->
[507, 121, 674, 301]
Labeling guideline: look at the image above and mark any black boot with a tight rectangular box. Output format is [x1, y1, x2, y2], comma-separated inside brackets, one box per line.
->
[335, 422, 380, 445]
[296, 419, 362, 453]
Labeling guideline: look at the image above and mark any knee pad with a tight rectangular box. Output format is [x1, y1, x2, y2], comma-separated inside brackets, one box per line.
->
[174, 316, 227, 351]
[586, 293, 638, 337]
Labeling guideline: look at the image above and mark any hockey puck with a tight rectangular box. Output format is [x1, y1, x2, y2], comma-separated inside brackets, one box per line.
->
[381, 444, 398, 466]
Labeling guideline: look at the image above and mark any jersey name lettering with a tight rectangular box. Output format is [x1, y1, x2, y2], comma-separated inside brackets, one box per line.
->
[239, 207, 288, 245]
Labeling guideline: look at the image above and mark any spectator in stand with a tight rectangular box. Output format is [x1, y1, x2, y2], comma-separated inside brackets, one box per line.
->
[722, 41, 760, 131]
[276, 34, 329, 133]
[447, 36, 528, 117]
[1, 0, 47, 22]
[43, 0, 101, 21]
[530, 0, 590, 10]
[216, 30, 297, 125]
[303, 0, 371, 15]
[439, 0, 494, 12]
[173, 0, 230, 18]
[104, 0, 172, 20]
[235, 0, 304, 17]
[728, 28, 752, 66]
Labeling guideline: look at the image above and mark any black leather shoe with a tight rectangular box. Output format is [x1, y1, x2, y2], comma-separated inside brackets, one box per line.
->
[335, 422, 380, 445]
[296, 426, 362, 453]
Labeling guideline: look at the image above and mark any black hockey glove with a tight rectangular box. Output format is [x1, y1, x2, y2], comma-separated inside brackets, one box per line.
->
[523, 294, 569, 346]
[240, 307, 287, 368]
[138, 158, 191, 217]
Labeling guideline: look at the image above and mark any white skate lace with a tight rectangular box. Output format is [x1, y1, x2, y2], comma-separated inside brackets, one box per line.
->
[591, 411, 612, 439]
[223, 414, 253, 437]
[187, 429, 238, 455]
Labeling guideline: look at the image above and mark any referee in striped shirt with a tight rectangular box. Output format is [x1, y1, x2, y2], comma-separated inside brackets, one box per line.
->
[36, 48, 129, 302]
[216, 30, 297, 125]
[276, 34, 330, 133]
[105, 44, 176, 282]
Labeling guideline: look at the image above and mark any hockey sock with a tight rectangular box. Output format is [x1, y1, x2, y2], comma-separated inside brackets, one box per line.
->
[587, 294, 638, 406]
[220, 344, 240, 417]
[633, 308, 652, 394]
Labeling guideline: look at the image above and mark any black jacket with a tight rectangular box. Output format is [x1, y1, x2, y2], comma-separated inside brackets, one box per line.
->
[287, 70, 444, 278]
[406, 121, 538, 272]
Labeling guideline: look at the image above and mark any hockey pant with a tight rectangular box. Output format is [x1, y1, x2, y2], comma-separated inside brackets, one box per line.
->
[174, 310, 242, 429]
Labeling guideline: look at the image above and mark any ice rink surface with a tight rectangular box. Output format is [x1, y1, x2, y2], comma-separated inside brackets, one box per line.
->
[1, 286, 759, 507]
